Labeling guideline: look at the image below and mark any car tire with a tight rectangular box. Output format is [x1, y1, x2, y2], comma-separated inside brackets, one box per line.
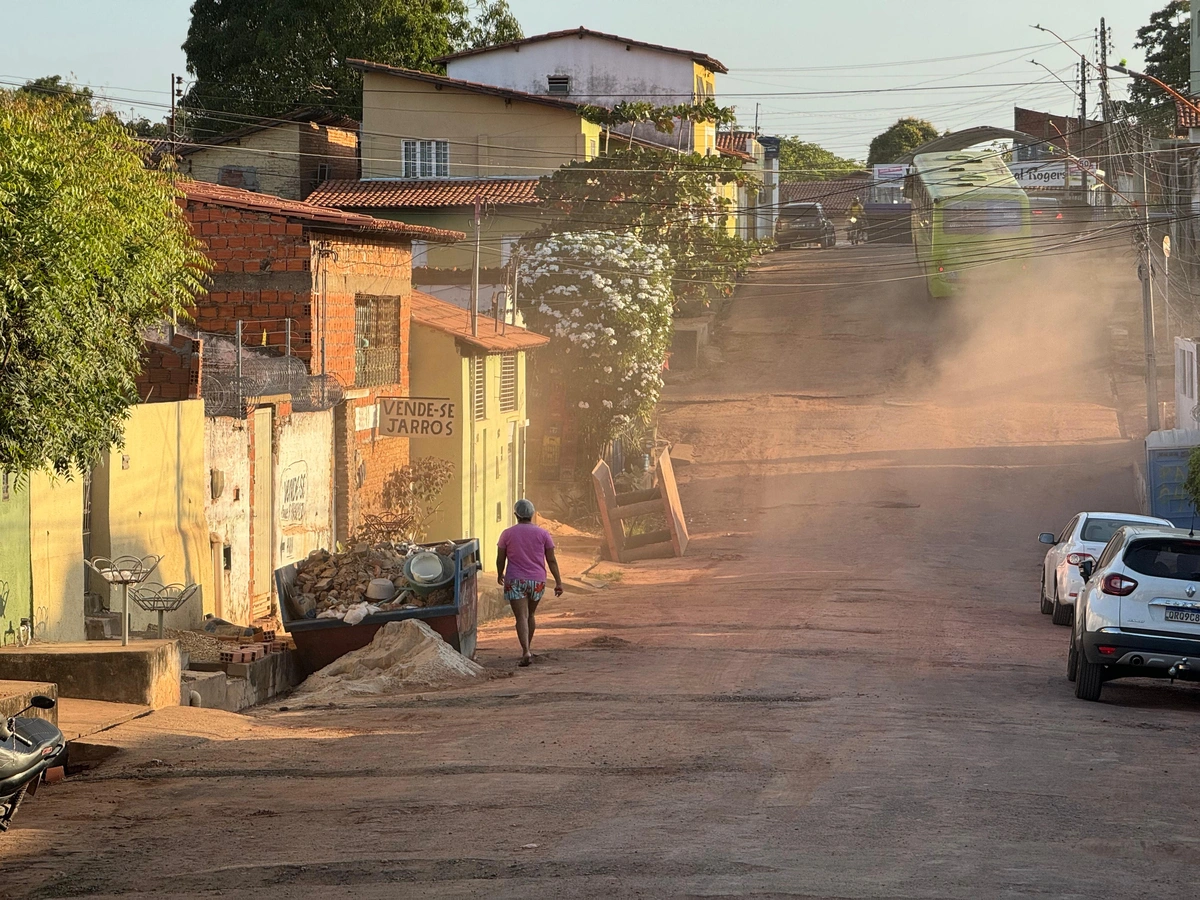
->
[1052, 595, 1072, 626]
[1067, 630, 1079, 682]
[1075, 650, 1104, 701]
[1040, 580, 1053, 615]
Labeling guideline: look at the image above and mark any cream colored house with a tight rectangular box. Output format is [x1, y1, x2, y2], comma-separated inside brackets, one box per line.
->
[180, 108, 359, 200]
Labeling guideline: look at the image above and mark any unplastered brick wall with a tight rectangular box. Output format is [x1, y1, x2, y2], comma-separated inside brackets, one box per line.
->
[136, 335, 203, 402]
[186, 201, 316, 365]
[318, 233, 415, 542]
[299, 124, 359, 198]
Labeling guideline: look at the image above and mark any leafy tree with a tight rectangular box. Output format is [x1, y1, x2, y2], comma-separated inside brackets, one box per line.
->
[1129, 0, 1190, 135]
[778, 138, 861, 182]
[124, 115, 171, 138]
[17, 75, 96, 120]
[0, 91, 208, 476]
[866, 117, 939, 166]
[519, 233, 674, 462]
[534, 147, 760, 304]
[181, 0, 523, 139]
[1185, 446, 1200, 516]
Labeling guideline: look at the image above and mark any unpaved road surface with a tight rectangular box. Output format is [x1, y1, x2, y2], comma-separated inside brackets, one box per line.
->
[8, 243, 1200, 899]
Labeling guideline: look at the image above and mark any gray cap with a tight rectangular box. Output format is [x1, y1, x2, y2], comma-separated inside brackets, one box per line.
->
[514, 499, 536, 519]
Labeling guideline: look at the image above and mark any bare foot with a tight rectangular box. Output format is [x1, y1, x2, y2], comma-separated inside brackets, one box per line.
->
[518, 654, 532, 667]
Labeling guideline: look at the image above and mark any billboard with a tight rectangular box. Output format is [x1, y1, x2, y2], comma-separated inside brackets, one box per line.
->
[1008, 161, 1067, 189]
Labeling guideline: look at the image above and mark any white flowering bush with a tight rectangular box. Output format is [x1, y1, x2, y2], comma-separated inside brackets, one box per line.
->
[520, 231, 673, 459]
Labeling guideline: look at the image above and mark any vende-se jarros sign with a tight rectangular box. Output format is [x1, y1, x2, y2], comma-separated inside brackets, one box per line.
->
[377, 397, 456, 437]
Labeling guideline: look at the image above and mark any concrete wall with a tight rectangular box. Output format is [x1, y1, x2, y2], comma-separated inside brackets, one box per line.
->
[382, 209, 536, 271]
[276, 409, 334, 568]
[29, 471, 85, 643]
[0, 475, 32, 643]
[184, 124, 304, 199]
[410, 333, 530, 569]
[91, 401, 214, 633]
[360, 71, 600, 180]
[205, 416, 252, 623]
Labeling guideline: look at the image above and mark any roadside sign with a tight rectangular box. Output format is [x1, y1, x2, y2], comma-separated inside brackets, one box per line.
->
[377, 397, 456, 437]
[1164, 235, 1172, 259]
[1008, 161, 1066, 189]
[1069, 157, 1099, 175]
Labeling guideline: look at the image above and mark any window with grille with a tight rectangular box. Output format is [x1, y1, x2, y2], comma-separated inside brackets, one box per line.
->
[354, 294, 401, 387]
[547, 75, 571, 96]
[402, 140, 449, 178]
[499, 353, 517, 412]
[472, 355, 487, 421]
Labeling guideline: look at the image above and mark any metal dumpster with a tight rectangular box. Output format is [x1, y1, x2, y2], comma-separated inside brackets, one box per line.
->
[275, 539, 481, 675]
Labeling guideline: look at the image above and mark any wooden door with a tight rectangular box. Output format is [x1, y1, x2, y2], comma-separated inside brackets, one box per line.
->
[252, 407, 274, 620]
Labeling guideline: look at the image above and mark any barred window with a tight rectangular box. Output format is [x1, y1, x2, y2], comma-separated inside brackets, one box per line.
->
[354, 294, 401, 387]
[402, 140, 449, 178]
[472, 355, 487, 421]
[499, 353, 517, 412]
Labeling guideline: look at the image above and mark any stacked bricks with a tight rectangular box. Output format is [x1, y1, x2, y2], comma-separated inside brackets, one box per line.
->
[136, 335, 203, 403]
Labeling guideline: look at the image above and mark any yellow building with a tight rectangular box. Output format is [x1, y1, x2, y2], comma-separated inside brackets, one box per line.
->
[407, 292, 548, 565]
[180, 108, 359, 200]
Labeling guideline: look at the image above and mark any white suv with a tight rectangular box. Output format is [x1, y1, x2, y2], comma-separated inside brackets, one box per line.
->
[1038, 513, 1172, 626]
[1069, 525, 1200, 701]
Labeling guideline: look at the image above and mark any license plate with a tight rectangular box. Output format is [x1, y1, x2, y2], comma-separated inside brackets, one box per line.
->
[1164, 608, 1200, 624]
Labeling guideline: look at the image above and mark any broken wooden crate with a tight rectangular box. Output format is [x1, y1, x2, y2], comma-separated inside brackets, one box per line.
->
[592, 447, 689, 563]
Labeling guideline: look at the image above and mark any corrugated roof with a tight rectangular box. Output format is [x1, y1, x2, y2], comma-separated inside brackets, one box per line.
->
[780, 175, 871, 216]
[179, 108, 358, 156]
[182, 180, 464, 242]
[307, 178, 542, 209]
[347, 59, 602, 114]
[433, 26, 728, 74]
[410, 291, 549, 353]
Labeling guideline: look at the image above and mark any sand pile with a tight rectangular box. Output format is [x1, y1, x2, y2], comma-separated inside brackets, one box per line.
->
[292, 620, 483, 704]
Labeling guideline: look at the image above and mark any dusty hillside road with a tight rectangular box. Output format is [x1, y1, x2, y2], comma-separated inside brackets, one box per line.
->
[8, 243, 1200, 899]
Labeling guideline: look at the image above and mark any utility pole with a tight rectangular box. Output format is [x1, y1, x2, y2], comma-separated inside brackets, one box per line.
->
[470, 194, 481, 337]
[1078, 56, 1089, 197]
[170, 73, 177, 159]
[1141, 129, 1161, 433]
[1098, 18, 1112, 210]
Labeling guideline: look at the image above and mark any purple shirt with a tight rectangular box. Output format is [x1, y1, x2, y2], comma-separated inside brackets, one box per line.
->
[498, 523, 555, 582]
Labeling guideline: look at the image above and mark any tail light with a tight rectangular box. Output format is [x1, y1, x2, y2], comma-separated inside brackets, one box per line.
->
[1055, 213, 1064, 219]
[1066, 552, 1095, 566]
[1101, 574, 1138, 596]
[937, 265, 944, 272]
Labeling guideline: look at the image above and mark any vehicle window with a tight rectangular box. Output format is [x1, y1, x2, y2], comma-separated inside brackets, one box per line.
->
[1082, 518, 1156, 543]
[1124, 538, 1200, 581]
[941, 199, 1024, 234]
[1058, 516, 1078, 543]
[1095, 533, 1125, 570]
[782, 206, 818, 219]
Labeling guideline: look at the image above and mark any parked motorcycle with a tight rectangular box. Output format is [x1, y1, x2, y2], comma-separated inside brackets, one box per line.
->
[0, 695, 63, 833]
[848, 217, 868, 246]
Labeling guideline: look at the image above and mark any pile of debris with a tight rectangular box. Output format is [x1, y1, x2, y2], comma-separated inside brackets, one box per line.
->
[290, 619, 484, 705]
[289, 541, 456, 623]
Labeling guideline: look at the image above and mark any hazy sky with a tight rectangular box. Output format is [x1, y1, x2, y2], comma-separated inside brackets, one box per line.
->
[0, 0, 1171, 158]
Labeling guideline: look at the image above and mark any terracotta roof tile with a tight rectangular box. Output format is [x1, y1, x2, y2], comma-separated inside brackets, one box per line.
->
[307, 178, 542, 209]
[182, 180, 463, 242]
[179, 107, 359, 156]
[1177, 98, 1200, 132]
[410, 291, 549, 353]
[433, 27, 727, 74]
[716, 132, 755, 161]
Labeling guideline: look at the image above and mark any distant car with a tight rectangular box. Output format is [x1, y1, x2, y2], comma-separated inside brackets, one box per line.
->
[1069, 524, 1200, 701]
[776, 202, 836, 249]
[1038, 513, 1173, 625]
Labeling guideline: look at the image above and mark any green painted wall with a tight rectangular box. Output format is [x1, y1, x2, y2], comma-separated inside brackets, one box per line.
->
[0, 476, 32, 645]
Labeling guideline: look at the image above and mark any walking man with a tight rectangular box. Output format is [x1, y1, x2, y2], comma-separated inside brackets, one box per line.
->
[497, 499, 563, 667]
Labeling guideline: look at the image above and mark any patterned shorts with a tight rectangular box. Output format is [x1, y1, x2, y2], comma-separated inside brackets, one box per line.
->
[504, 579, 546, 603]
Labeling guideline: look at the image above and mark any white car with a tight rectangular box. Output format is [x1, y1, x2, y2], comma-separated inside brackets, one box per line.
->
[1038, 512, 1173, 626]
[1069, 524, 1200, 701]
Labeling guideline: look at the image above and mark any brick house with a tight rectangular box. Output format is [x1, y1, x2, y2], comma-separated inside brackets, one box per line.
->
[181, 181, 463, 570]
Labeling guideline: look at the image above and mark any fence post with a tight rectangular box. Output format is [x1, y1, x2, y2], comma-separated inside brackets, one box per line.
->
[285, 317, 292, 357]
[235, 319, 243, 409]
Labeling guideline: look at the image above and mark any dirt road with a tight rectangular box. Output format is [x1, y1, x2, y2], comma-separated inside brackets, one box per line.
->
[9, 243, 1200, 898]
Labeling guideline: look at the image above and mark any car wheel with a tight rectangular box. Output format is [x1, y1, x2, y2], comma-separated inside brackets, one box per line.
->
[1040, 579, 1053, 615]
[1052, 595, 1073, 626]
[1075, 649, 1104, 701]
[1066, 630, 1078, 682]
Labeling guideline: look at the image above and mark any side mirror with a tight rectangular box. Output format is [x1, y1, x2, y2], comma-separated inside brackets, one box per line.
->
[1079, 560, 1095, 581]
[1038, 533, 1057, 545]
[29, 695, 56, 710]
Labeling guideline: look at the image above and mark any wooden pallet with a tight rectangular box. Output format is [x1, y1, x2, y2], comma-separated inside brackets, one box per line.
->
[592, 447, 689, 563]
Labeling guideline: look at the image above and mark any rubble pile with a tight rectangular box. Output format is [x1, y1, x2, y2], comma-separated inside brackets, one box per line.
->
[291, 619, 484, 704]
[290, 541, 456, 623]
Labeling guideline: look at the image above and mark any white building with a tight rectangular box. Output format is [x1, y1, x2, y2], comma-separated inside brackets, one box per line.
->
[435, 26, 728, 154]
